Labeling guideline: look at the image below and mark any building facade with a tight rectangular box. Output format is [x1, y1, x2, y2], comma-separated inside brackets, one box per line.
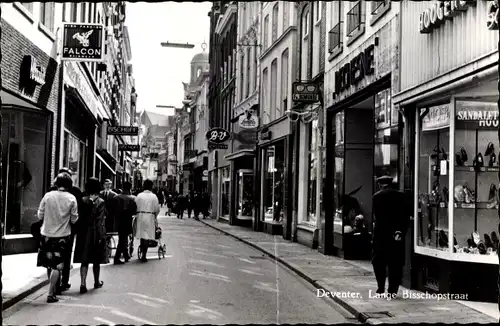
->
[394, 0, 499, 302]
[255, 1, 298, 237]
[207, 1, 238, 222]
[1, 1, 138, 254]
[224, 1, 262, 228]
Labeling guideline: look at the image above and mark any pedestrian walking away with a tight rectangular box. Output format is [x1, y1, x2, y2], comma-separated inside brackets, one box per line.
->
[201, 192, 211, 219]
[36, 173, 79, 303]
[193, 192, 203, 220]
[100, 179, 117, 234]
[134, 179, 160, 262]
[110, 181, 137, 264]
[47, 167, 83, 293]
[176, 193, 187, 219]
[73, 177, 108, 294]
[371, 175, 411, 298]
[187, 190, 195, 219]
[157, 189, 165, 208]
[166, 193, 174, 216]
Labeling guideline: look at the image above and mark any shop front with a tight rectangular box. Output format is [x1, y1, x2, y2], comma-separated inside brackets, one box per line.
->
[393, 0, 499, 302]
[1, 20, 60, 254]
[256, 116, 292, 237]
[323, 17, 401, 259]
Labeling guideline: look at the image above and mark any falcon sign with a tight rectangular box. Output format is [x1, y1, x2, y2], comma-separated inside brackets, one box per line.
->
[206, 127, 231, 150]
[62, 23, 105, 62]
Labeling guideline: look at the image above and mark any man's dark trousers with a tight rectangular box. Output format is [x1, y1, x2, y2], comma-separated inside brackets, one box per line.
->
[372, 239, 404, 294]
[115, 231, 130, 261]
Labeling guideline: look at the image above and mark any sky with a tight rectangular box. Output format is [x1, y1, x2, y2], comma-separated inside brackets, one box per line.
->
[126, 1, 212, 116]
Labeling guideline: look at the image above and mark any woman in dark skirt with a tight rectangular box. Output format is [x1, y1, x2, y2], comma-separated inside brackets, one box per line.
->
[73, 177, 108, 294]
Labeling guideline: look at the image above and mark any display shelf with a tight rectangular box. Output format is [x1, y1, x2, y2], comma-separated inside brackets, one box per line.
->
[455, 166, 500, 172]
[415, 245, 499, 264]
[454, 202, 498, 209]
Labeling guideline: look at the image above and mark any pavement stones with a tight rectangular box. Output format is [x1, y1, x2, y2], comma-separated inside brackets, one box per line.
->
[199, 219, 498, 324]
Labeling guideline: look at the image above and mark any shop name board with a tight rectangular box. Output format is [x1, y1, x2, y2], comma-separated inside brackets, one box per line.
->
[334, 43, 375, 96]
[455, 101, 499, 129]
[208, 143, 228, 150]
[107, 126, 139, 135]
[118, 144, 140, 151]
[292, 82, 320, 104]
[62, 23, 105, 62]
[22, 55, 46, 86]
[65, 62, 99, 118]
[205, 128, 231, 143]
[421, 104, 450, 131]
[239, 114, 259, 129]
[419, 1, 476, 34]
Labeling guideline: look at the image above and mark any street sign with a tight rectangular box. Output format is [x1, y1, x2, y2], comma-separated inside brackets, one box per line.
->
[205, 128, 231, 143]
[107, 126, 139, 135]
[118, 144, 140, 151]
[208, 143, 228, 150]
[292, 82, 320, 104]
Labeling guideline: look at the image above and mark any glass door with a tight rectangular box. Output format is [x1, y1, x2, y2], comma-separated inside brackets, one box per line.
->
[237, 170, 254, 220]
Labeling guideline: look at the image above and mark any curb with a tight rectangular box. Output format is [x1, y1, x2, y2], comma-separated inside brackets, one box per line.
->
[198, 219, 371, 324]
[3, 266, 79, 311]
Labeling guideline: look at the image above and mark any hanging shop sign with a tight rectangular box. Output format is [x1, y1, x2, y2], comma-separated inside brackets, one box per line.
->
[118, 144, 140, 151]
[107, 126, 139, 136]
[292, 82, 320, 104]
[334, 42, 376, 95]
[487, 1, 500, 30]
[62, 23, 105, 62]
[419, 0, 476, 34]
[421, 104, 450, 131]
[206, 127, 231, 150]
[455, 101, 499, 129]
[238, 112, 259, 129]
[21, 55, 46, 86]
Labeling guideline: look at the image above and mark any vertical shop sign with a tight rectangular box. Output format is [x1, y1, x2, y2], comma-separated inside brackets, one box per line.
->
[62, 23, 105, 62]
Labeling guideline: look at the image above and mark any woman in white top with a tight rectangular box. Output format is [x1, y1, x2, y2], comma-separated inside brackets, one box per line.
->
[37, 173, 79, 303]
[134, 179, 160, 262]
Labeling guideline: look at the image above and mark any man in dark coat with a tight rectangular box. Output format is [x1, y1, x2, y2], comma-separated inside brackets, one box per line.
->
[372, 175, 410, 297]
[187, 191, 195, 219]
[176, 194, 188, 219]
[99, 179, 117, 233]
[110, 181, 136, 264]
[48, 167, 83, 293]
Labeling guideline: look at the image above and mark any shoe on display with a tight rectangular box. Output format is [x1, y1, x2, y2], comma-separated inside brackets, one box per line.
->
[472, 231, 481, 245]
[484, 233, 493, 248]
[442, 187, 449, 203]
[455, 152, 464, 166]
[485, 142, 495, 156]
[438, 230, 449, 248]
[477, 242, 487, 255]
[463, 185, 474, 204]
[473, 153, 484, 171]
[467, 238, 476, 248]
[460, 147, 468, 163]
[491, 232, 499, 250]
[454, 185, 465, 203]
[489, 152, 497, 167]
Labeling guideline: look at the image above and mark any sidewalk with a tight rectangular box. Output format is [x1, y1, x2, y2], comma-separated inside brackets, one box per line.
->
[199, 218, 498, 324]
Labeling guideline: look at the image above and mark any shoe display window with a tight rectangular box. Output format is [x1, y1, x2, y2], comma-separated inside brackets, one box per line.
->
[415, 96, 499, 264]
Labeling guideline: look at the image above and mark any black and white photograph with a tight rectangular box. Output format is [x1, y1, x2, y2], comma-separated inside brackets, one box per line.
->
[0, 1, 499, 324]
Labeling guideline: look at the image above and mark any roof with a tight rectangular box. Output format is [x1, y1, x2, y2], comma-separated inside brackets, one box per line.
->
[143, 110, 171, 127]
[191, 52, 208, 63]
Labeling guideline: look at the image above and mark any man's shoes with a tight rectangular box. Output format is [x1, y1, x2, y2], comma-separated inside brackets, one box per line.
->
[47, 295, 59, 303]
[114, 260, 125, 265]
[124, 257, 130, 263]
[80, 286, 88, 294]
[61, 283, 71, 291]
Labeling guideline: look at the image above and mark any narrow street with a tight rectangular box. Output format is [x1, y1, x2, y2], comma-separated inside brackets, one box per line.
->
[4, 210, 358, 325]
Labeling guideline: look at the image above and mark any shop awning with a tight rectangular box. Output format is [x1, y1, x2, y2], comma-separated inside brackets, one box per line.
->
[225, 149, 255, 161]
[65, 85, 99, 123]
[96, 153, 116, 175]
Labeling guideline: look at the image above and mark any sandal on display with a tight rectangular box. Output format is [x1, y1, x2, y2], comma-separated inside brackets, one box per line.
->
[484, 233, 494, 248]
[489, 152, 497, 167]
[491, 232, 499, 250]
[487, 184, 498, 209]
[461, 147, 468, 163]
[438, 230, 449, 248]
[472, 231, 481, 246]
[485, 142, 495, 156]
[477, 242, 487, 255]
[467, 238, 476, 248]
[463, 185, 474, 204]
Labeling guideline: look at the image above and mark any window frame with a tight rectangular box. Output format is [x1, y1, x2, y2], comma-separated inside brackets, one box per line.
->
[370, 0, 391, 26]
[270, 59, 278, 121]
[39, 2, 55, 32]
[80, 2, 86, 23]
[345, 0, 365, 46]
[20, 2, 33, 13]
[70, 3, 78, 22]
[282, 2, 289, 32]
[281, 49, 289, 114]
[302, 9, 310, 39]
[314, 1, 322, 25]
[272, 3, 279, 43]
[263, 14, 270, 49]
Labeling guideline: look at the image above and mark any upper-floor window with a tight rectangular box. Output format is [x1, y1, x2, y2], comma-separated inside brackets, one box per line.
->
[70, 3, 77, 22]
[246, 47, 251, 98]
[88, 2, 93, 23]
[370, 0, 391, 25]
[329, 1, 343, 54]
[282, 2, 289, 31]
[40, 2, 55, 32]
[346, 0, 365, 42]
[270, 59, 278, 121]
[263, 15, 269, 49]
[240, 53, 245, 102]
[253, 40, 258, 91]
[93, 3, 98, 23]
[314, 1, 322, 24]
[21, 2, 33, 13]
[262, 68, 269, 124]
[281, 49, 289, 115]
[302, 9, 310, 38]
[80, 3, 86, 22]
[272, 3, 278, 43]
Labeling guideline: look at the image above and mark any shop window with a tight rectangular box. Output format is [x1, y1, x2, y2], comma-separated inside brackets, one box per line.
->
[237, 171, 254, 219]
[2, 109, 49, 235]
[375, 88, 391, 129]
[305, 120, 318, 225]
[63, 131, 87, 189]
[220, 166, 230, 217]
[261, 143, 286, 223]
[332, 111, 345, 235]
[453, 99, 498, 256]
[417, 104, 450, 250]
